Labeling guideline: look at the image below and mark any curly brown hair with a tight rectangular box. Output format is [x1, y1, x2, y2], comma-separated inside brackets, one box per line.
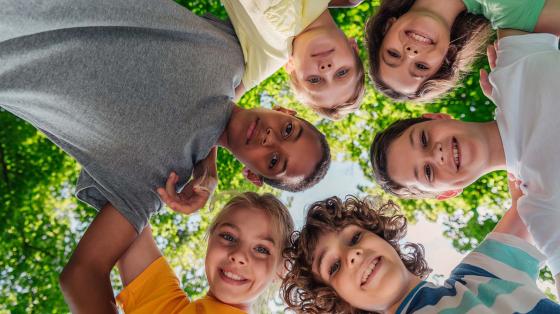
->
[365, 0, 492, 102]
[281, 195, 431, 314]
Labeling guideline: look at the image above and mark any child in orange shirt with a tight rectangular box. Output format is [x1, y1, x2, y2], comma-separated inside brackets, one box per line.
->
[115, 192, 294, 313]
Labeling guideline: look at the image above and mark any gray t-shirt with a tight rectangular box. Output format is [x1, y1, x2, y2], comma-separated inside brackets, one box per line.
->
[0, 0, 244, 232]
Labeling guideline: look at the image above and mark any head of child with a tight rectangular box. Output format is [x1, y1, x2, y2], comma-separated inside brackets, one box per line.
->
[281, 196, 430, 313]
[370, 114, 499, 199]
[204, 192, 294, 310]
[285, 24, 366, 120]
[222, 106, 331, 192]
[365, 0, 492, 102]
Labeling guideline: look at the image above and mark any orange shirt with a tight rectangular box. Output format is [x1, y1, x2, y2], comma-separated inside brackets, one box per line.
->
[117, 257, 246, 314]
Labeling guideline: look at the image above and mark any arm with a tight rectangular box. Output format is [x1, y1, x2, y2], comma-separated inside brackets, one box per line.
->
[59, 204, 138, 314]
[492, 174, 531, 241]
[535, 0, 560, 35]
[328, 0, 364, 8]
[234, 82, 245, 101]
[158, 147, 218, 215]
[117, 225, 162, 286]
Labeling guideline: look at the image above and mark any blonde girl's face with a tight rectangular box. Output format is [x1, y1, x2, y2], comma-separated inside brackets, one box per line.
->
[205, 206, 281, 307]
[379, 10, 451, 94]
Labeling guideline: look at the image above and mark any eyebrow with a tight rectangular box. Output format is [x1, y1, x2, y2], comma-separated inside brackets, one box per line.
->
[314, 247, 327, 281]
[409, 130, 419, 181]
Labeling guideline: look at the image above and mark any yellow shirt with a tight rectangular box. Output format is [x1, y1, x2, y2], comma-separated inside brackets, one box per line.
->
[117, 257, 246, 314]
[221, 0, 330, 90]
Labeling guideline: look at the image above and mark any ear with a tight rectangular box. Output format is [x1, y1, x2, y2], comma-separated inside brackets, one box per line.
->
[284, 57, 295, 73]
[242, 167, 264, 187]
[348, 37, 359, 53]
[436, 189, 462, 200]
[273, 106, 297, 116]
[422, 113, 453, 120]
[384, 17, 397, 35]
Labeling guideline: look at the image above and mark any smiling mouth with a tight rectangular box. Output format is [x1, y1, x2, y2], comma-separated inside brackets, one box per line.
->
[219, 268, 249, 285]
[452, 137, 461, 171]
[405, 31, 434, 45]
[361, 256, 382, 286]
[245, 118, 259, 145]
[311, 48, 335, 58]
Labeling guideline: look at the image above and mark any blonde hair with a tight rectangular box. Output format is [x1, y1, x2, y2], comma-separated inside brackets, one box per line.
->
[289, 48, 365, 121]
[208, 192, 294, 253]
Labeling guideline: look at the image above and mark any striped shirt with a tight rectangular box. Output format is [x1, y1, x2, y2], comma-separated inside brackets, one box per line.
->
[397, 233, 560, 314]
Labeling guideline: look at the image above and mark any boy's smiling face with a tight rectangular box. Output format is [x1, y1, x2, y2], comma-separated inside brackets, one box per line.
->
[311, 225, 415, 312]
[386, 115, 493, 197]
[205, 205, 281, 306]
[223, 107, 323, 187]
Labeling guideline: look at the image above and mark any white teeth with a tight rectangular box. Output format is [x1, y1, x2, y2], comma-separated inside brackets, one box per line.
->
[361, 258, 379, 284]
[452, 140, 459, 169]
[223, 270, 244, 281]
[408, 31, 431, 44]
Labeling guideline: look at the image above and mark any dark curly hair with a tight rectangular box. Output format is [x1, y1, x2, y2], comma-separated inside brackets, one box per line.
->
[365, 0, 492, 102]
[370, 117, 433, 198]
[281, 195, 431, 314]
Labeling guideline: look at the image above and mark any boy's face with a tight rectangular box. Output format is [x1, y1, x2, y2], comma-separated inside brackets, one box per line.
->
[379, 12, 450, 94]
[288, 28, 360, 108]
[225, 107, 323, 186]
[386, 116, 491, 195]
[205, 206, 281, 305]
[311, 225, 414, 312]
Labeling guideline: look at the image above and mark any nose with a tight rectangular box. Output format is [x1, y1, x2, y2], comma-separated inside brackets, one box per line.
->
[319, 60, 333, 72]
[229, 250, 248, 265]
[261, 127, 278, 146]
[431, 142, 444, 165]
[404, 44, 421, 58]
[347, 248, 364, 267]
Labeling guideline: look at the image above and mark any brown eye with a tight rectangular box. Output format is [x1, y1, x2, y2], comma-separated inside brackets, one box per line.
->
[416, 63, 429, 70]
[388, 49, 400, 58]
[269, 153, 279, 169]
[425, 164, 432, 182]
[329, 260, 340, 276]
[421, 131, 428, 147]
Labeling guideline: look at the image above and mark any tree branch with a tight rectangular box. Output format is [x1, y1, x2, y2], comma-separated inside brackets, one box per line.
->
[0, 144, 9, 186]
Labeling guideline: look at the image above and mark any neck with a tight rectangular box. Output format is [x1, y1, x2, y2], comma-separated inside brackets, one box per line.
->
[217, 105, 241, 150]
[411, 0, 466, 29]
[481, 121, 507, 172]
[385, 275, 423, 314]
[206, 291, 252, 312]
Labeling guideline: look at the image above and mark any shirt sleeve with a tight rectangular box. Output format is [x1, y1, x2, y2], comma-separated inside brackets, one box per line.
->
[518, 195, 560, 276]
[117, 257, 191, 314]
[494, 34, 559, 69]
[460, 232, 545, 286]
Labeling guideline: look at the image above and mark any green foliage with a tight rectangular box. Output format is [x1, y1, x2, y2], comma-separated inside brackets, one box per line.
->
[0, 0, 554, 312]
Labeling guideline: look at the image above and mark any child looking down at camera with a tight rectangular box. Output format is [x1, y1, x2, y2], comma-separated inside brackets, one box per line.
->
[282, 189, 560, 313]
[116, 192, 294, 313]
[223, 0, 366, 120]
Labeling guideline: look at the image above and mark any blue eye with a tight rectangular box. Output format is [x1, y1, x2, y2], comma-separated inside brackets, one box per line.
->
[269, 153, 279, 169]
[336, 69, 349, 77]
[351, 231, 361, 245]
[220, 233, 236, 242]
[255, 246, 270, 255]
[307, 76, 321, 84]
[329, 260, 340, 276]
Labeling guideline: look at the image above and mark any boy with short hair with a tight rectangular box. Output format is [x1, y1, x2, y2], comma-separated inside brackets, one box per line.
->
[223, 0, 366, 120]
[282, 187, 560, 313]
[0, 0, 331, 311]
[370, 31, 560, 294]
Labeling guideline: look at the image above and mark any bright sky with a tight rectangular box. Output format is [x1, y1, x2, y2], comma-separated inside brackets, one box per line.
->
[282, 160, 467, 279]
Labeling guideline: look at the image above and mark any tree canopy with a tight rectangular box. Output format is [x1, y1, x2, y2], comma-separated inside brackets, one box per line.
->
[0, 0, 554, 312]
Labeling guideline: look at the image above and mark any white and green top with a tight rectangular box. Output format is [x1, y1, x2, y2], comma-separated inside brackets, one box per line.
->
[462, 0, 546, 31]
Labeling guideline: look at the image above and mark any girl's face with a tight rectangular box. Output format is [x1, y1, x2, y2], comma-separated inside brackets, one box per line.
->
[378, 10, 451, 94]
[205, 206, 281, 308]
